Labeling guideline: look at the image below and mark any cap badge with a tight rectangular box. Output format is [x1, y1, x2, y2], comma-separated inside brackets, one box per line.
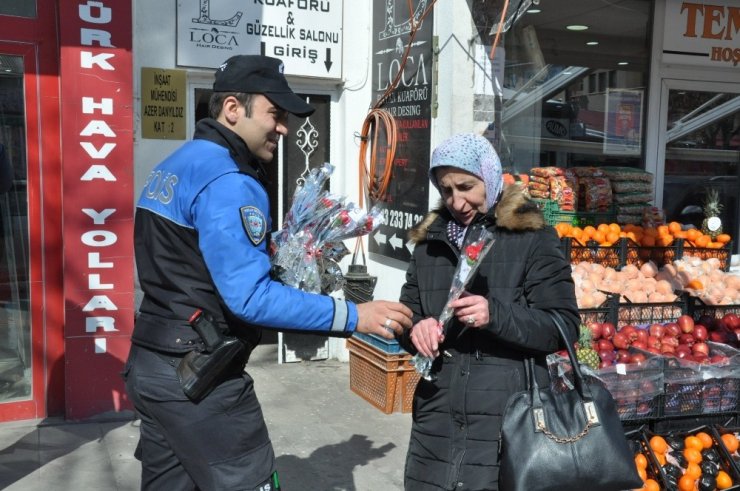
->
[278, 63, 285, 74]
[240, 206, 267, 246]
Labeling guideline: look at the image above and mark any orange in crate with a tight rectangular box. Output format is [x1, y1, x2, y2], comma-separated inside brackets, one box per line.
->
[346, 336, 420, 414]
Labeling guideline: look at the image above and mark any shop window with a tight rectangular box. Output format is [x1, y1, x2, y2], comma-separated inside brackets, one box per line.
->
[0, 0, 36, 18]
[0, 55, 31, 402]
[478, 0, 651, 172]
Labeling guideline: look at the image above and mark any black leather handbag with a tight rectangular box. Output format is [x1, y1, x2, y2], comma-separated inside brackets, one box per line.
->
[499, 311, 643, 491]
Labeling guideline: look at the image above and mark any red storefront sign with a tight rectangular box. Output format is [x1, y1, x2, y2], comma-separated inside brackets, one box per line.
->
[59, 0, 134, 419]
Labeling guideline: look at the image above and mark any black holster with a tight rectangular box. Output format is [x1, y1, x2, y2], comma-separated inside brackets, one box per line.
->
[176, 309, 247, 401]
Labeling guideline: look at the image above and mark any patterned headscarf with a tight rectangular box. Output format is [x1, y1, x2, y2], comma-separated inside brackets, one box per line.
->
[429, 133, 503, 212]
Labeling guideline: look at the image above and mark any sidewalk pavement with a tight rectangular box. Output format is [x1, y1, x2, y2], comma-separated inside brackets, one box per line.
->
[0, 343, 412, 491]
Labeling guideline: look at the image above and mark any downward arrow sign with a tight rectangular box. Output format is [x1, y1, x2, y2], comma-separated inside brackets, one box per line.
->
[324, 48, 333, 72]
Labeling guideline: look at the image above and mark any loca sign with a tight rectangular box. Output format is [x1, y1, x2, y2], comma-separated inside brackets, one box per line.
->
[59, 0, 134, 419]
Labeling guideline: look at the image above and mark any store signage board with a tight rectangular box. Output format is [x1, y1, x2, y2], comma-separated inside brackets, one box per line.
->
[368, 0, 433, 263]
[59, 0, 134, 418]
[141, 68, 187, 140]
[663, 0, 740, 68]
[176, 0, 342, 79]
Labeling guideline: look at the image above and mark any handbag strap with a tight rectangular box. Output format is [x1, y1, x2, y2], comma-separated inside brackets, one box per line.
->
[525, 310, 601, 442]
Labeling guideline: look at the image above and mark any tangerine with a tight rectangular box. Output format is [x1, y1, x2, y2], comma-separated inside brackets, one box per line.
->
[583, 225, 596, 238]
[654, 451, 666, 466]
[695, 234, 711, 248]
[668, 221, 682, 234]
[717, 469, 733, 489]
[609, 223, 621, 234]
[684, 435, 704, 452]
[683, 447, 702, 464]
[685, 462, 701, 480]
[686, 228, 701, 242]
[657, 225, 670, 236]
[637, 467, 647, 481]
[649, 435, 668, 454]
[716, 233, 732, 244]
[678, 474, 695, 491]
[721, 433, 739, 453]
[597, 223, 610, 235]
[695, 431, 713, 449]
[634, 453, 648, 470]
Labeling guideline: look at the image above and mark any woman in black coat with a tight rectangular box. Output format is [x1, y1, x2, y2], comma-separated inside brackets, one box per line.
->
[398, 133, 579, 491]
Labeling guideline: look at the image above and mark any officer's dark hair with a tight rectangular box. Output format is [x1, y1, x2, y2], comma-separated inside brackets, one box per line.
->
[208, 92, 254, 119]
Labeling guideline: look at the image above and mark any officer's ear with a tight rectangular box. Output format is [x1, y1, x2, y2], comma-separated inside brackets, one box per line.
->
[221, 95, 243, 125]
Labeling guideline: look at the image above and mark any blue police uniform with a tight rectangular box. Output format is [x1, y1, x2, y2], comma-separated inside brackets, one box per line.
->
[124, 118, 358, 490]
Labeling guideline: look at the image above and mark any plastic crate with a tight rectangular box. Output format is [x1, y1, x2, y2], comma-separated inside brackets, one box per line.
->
[713, 426, 740, 476]
[643, 425, 740, 490]
[543, 200, 616, 227]
[688, 296, 740, 320]
[663, 342, 740, 418]
[683, 241, 733, 271]
[616, 292, 688, 328]
[624, 238, 681, 268]
[560, 238, 623, 269]
[624, 428, 667, 489]
[346, 336, 420, 414]
[352, 332, 407, 354]
[578, 294, 618, 326]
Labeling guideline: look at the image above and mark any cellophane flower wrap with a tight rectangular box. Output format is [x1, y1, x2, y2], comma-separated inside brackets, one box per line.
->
[271, 163, 384, 294]
[413, 225, 495, 379]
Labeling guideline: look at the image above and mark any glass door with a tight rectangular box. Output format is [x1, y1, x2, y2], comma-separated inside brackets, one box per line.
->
[0, 53, 30, 402]
[658, 80, 740, 254]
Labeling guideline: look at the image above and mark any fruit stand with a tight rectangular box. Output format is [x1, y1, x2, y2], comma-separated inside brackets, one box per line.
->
[519, 165, 739, 489]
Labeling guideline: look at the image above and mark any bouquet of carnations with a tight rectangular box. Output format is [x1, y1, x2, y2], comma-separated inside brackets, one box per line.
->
[412, 225, 496, 379]
[271, 163, 384, 294]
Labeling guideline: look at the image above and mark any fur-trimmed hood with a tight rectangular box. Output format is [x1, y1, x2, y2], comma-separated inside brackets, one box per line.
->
[408, 184, 545, 243]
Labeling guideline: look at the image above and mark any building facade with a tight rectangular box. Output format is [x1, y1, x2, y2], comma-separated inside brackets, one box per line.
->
[0, 0, 737, 420]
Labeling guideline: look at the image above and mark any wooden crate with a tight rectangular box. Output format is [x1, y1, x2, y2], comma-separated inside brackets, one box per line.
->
[346, 336, 420, 414]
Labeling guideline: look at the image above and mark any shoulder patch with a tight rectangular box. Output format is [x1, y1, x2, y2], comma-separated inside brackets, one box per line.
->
[240, 206, 267, 246]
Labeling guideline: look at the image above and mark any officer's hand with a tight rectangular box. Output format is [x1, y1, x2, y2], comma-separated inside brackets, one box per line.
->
[410, 318, 444, 358]
[356, 301, 413, 339]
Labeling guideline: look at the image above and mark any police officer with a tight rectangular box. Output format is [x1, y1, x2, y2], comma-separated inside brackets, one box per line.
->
[124, 55, 413, 491]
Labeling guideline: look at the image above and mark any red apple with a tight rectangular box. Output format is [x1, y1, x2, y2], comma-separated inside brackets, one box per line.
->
[662, 335, 679, 348]
[693, 325, 708, 342]
[664, 322, 681, 337]
[612, 333, 630, 350]
[621, 325, 639, 343]
[616, 349, 632, 363]
[647, 335, 662, 350]
[709, 331, 728, 343]
[598, 339, 615, 352]
[601, 322, 616, 340]
[677, 315, 695, 334]
[693, 354, 709, 364]
[631, 352, 647, 366]
[722, 313, 740, 330]
[692, 342, 710, 357]
[710, 354, 728, 364]
[635, 329, 649, 345]
[586, 321, 603, 340]
[631, 341, 648, 351]
[599, 360, 613, 369]
[676, 345, 692, 359]
[598, 349, 616, 362]
[661, 344, 676, 355]
[646, 347, 661, 355]
[678, 333, 695, 346]
[648, 323, 665, 338]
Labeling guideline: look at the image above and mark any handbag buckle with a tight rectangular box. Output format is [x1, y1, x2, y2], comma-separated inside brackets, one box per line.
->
[584, 401, 600, 425]
[533, 407, 545, 432]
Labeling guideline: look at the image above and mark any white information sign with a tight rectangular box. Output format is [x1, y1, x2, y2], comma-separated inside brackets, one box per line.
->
[663, 0, 740, 68]
[177, 0, 343, 78]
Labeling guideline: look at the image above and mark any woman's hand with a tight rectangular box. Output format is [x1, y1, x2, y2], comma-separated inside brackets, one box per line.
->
[449, 293, 489, 329]
[410, 317, 444, 358]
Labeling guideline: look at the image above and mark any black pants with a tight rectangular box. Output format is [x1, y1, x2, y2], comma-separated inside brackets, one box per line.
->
[123, 345, 276, 491]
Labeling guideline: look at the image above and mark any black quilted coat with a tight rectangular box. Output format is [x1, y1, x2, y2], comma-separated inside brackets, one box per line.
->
[398, 185, 579, 491]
